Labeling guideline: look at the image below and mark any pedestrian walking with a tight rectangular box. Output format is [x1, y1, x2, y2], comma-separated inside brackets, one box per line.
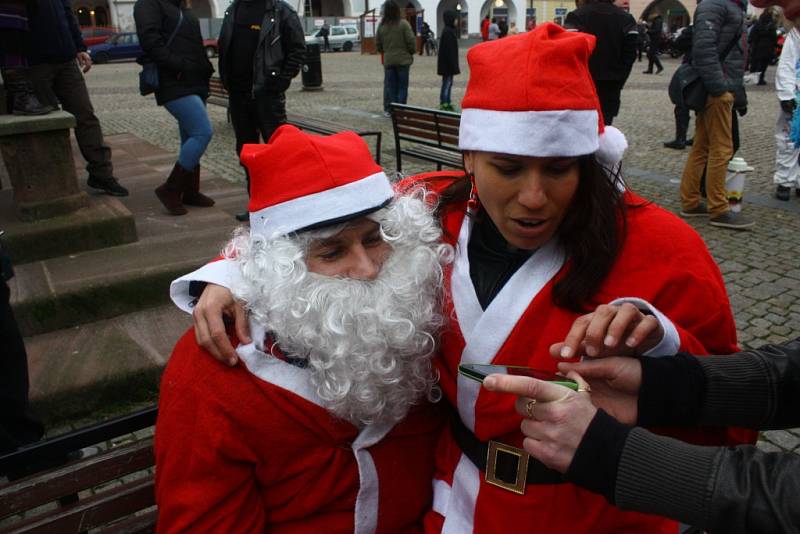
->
[748, 9, 778, 85]
[636, 20, 647, 61]
[376, 0, 416, 116]
[773, 26, 800, 200]
[216, 0, 306, 221]
[665, 23, 695, 149]
[319, 22, 331, 52]
[564, 0, 638, 125]
[26, 0, 129, 197]
[135, 0, 216, 216]
[481, 15, 490, 41]
[643, 15, 664, 74]
[437, 10, 460, 111]
[678, 0, 753, 229]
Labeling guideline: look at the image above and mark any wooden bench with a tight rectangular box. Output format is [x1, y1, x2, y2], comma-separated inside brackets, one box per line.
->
[0, 406, 158, 533]
[389, 103, 462, 173]
[207, 77, 382, 164]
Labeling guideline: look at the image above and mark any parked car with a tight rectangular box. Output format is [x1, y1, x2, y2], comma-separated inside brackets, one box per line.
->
[203, 38, 218, 58]
[80, 26, 118, 46]
[88, 32, 143, 64]
[305, 25, 359, 51]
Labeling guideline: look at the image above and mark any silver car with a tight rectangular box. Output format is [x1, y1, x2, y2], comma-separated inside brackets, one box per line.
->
[305, 25, 360, 52]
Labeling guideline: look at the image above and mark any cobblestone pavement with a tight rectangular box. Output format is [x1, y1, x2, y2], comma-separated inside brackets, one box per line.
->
[83, 51, 799, 453]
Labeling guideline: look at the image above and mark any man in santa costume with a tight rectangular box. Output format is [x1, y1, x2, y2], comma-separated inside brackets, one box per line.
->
[155, 125, 453, 533]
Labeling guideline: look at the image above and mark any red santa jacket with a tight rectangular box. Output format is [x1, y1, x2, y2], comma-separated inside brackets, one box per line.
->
[155, 329, 447, 533]
[403, 172, 749, 534]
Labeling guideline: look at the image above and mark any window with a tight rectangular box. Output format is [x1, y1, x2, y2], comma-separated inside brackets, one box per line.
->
[332, 27, 345, 36]
[346, 27, 357, 34]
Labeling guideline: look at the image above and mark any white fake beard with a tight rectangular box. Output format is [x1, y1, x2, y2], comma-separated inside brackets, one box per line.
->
[227, 192, 453, 426]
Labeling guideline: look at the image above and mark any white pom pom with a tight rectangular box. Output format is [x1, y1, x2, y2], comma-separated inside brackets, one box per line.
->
[595, 126, 628, 166]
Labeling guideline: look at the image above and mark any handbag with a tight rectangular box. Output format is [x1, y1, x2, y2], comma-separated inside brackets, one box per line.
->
[670, 21, 743, 112]
[139, 10, 184, 96]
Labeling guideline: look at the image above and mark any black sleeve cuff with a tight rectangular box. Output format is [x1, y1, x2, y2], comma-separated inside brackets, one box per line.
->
[638, 353, 706, 427]
[188, 281, 208, 299]
[565, 409, 631, 504]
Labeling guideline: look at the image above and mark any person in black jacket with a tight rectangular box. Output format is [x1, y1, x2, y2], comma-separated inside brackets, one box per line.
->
[565, 0, 638, 125]
[437, 10, 460, 111]
[135, 0, 215, 216]
[665, 24, 694, 149]
[484, 338, 800, 534]
[25, 0, 128, 197]
[217, 0, 305, 221]
[643, 15, 664, 74]
[748, 9, 778, 85]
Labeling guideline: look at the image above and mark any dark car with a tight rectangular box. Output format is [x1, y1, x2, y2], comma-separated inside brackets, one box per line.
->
[81, 26, 118, 46]
[88, 32, 143, 64]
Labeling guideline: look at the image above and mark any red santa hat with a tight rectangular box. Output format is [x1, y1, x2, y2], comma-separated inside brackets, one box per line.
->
[458, 22, 627, 166]
[240, 125, 394, 238]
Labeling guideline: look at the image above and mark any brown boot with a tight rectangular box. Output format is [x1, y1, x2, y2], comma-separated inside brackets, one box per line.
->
[182, 164, 215, 207]
[155, 163, 190, 215]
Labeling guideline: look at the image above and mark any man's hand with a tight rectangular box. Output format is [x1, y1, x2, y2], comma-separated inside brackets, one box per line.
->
[192, 283, 250, 366]
[551, 303, 664, 360]
[77, 51, 92, 73]
[781, 100, 796, 114]
[556, 358, 642, 425]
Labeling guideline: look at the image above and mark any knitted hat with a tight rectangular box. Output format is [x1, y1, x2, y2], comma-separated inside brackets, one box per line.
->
[240, 125, 394, 238]
[458, 22, 627, 165]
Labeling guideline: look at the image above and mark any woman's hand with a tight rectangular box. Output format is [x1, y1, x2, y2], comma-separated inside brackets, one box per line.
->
[483, 371, 595, 474]
[551, 303, 664, 360]
[557, 358, 642, 425]
[192, 283, 250, 366]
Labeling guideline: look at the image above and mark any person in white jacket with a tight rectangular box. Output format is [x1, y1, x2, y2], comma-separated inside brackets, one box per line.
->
[773, 26, 800, 200]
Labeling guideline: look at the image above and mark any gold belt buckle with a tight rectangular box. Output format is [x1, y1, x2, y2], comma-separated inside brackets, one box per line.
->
[485, 440, 529, 495]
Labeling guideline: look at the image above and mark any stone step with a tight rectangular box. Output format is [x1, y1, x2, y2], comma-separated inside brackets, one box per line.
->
[25, 303, 191, 427]
[7, 133, 247, 336]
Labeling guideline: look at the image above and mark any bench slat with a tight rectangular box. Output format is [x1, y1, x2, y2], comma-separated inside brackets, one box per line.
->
[96, 508, 157, 534]
[6, 478, 155, 534]
[0, 440, 154, 520]
[394, 117, 459, 139]
[402, 147, 462, 168]
[396, 127, 459, 148]
[394, 109, 460, 127]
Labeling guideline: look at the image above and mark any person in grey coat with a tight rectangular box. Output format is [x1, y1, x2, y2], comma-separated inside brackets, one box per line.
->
[484, 338, 800, 534]
[678, 0, 752, 230]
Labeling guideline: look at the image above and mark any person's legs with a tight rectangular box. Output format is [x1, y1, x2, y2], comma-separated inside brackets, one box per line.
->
[384, 66, 398, 112]
[396, 65, 410, 105]
[773, 109, 800, 199]
[758, 62, 768, 85]
[644, 49, 654, 73]
[665, 104, 690, 148]
[702, 93, 734, 217]
[164, 95, 213, 171]
[440, 74, 453, 107]
[255, 91, 287, 145]
[652, 52, 663, 73]
[229, 92, 261, 220]
[43, 61, 122, 186]
[680, 102, 711, 213]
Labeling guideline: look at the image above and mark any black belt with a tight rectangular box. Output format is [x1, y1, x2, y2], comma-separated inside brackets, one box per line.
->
[451, 417, 565, 494]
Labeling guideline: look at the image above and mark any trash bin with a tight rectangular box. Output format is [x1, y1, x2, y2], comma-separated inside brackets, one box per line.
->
[302, 44, 323, 91]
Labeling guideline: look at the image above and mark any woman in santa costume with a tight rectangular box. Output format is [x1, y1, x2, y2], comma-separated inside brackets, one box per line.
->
[176, 23, 751, 534]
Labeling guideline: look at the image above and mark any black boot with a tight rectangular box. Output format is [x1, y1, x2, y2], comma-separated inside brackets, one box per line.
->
[1, 68, 54, 116]
[155, 162, 190, 215]
[182, 164, 215, 207]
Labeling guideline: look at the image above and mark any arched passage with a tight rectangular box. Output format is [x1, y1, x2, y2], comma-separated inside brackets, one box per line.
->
[479, 0, 518, 27]
[642, 0, 690, 31]
[437, 0, 469, 37]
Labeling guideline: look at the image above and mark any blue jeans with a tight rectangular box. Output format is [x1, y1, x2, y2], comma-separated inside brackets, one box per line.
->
[440, 75, 453, 105]
[164, 94, 212, 171]
[384, 65, 410, 112]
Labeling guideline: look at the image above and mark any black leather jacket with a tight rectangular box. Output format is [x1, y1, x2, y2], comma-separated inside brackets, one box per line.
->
[217, 0, 305, 96]
[570, 339, 800, 533]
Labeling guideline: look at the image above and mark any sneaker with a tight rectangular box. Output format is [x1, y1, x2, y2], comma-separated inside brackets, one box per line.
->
[87, 176, 129, 197]
[776, 185, 791, 201]
[709, 211, 755, 230]
[656, 68, 664, 75]
[679, 203, 708, 217]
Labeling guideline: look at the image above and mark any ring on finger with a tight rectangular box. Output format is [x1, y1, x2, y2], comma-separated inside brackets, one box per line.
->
[526, 399, 537, 418]
[577, 384, 592, 394]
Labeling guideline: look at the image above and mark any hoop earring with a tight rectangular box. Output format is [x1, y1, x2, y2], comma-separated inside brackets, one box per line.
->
[467, 173, 480, 212]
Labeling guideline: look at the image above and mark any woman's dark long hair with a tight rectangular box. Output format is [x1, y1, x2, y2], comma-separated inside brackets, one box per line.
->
[381, 1, 402, 25]
[436, 156, 630, 313]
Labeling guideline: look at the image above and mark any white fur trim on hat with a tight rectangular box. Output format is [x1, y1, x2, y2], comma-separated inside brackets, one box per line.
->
[249, 171, 394, 238]
[458, 108, 600, 157]
[595, 126, 628, 167]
